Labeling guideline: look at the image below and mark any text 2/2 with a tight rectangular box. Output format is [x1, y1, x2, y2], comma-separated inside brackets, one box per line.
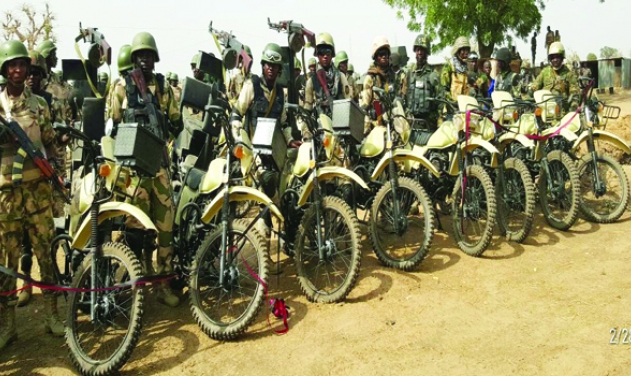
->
[610, 328, 631, 344]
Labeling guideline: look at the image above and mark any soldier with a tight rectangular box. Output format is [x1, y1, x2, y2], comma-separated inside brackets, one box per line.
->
[404, 34, 444, 131]
[98, 71, 109, 97]
[303, 33, 352, 118]
[335, 50, 355, 93]
[0, 40, 67, 350]
[531, 31, 537, 67]
[545, 26, 554, 51]
[390, 52, 406, 96]
[230, 43, 300, 236]
[467, 51, 489, 98]
[360, 36, 398, 133]
[293, 57, 307, 105]
[165, 71, 172, 84]
[170, 73, 182, 104]
[227, 45, 253, 105]
[531, 42, 579, 106]
[554, 30, 561, 42]
[307, 57, 316, 78]
[491, 47, 522, 98]
[441, 36, 472, 101]
[37, 41, 71, 124]
[107, 44, 134, 115]
[109, 32, 182, 307]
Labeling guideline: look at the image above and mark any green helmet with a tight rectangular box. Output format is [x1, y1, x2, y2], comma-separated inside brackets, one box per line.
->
[348, 63, 355, 72]
[171, 73, 179, 81]
[413, 34, 431, 53]
[493, 47, 512, 65]
[0, 40, 30, 76]
[117, 44, 133, 73]
[260, 43, 283, 66]
[165, 71, 172, 80]
[37, 40, 57, 58]
[308, 57, 316, 67]
[294, 57, 302, 70]
[548, 42, 565, 58]
[131, 32, 160, 62]
[28, 50, 48, 78]
[315, 32, 335, 57]
[452, 36, 471, 56]
[334, 50, 349, 68]
[244, 45, 252, 58]
[99, 72, 109, 81]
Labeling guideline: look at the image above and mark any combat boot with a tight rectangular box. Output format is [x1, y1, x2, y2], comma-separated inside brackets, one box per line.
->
[143, 250, 156, 276]
[17, 286, 32, 307]
[156, 284, 180, 307]
[43, 295, 65, 336]
[18, 252, 33, 307]
[0, 303, 18, 350]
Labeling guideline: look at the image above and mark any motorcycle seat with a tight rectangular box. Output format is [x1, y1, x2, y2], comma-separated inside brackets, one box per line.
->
[185, 167, 206, 191]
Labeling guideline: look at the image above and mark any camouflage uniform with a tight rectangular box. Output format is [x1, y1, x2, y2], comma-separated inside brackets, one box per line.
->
[441, 36, 472, 101]
[530, 65, 579, 100]
[228, 69, 251, 105]
[404, 62, 444, 130]
[109, 74, 180, 275]
[359, 63, 397, 133]
[495, 69, 522, 99]
[304, 63, 352, 118]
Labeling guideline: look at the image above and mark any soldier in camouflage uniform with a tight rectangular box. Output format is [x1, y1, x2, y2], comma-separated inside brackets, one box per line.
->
[0, 40, 67, 350]
[107, 44, 134, 116]
[335, 50, 355, 97]
[441, 36, 472, 101]
[231, 43, 300, 236]
[293, 57, 307, 105]
[403, 34, 444, 131]
[531, 42, 579, 106]
[169, 73, 182, 104]
[304, 33, 352, 120]
[307, 57, 316, 78]
[492, 47, 522, 98]
[98, 71, 109, 97]
[109, 32, 183, 307]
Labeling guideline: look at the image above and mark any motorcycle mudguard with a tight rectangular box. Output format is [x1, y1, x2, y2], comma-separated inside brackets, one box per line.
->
[497, 133, 535, 152]
[200, 186, 284, 224]
[572, 130, 631, 155]
[71, 202, 156, 250]
[371, 148, 440, 181]
[200, 158, 227, 195]
[448, 139, 499, 176]
[297, 166, 370, 207]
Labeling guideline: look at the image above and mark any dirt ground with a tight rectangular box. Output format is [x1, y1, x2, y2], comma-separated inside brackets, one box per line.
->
[2, 92, 631, 376]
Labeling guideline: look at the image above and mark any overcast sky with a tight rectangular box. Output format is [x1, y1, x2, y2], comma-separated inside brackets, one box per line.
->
[3, 0, 629, 80]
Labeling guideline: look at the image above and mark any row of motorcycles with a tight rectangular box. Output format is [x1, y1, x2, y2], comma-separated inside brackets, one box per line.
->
[47, 28, 628, 376]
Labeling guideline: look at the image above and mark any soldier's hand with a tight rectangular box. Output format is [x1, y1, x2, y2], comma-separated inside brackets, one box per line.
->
[288, 140, 302, 149]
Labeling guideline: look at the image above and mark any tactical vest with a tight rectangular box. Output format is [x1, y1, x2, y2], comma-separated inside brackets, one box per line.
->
[123, 74, 168, 140]
[0, 91, 46, 187]
[449, 60, 469, 99]
[496, 71, 518, 93]
[246, 75, 284, 137]
[311, 69, 344, 117]
[406, 68, 434, 116]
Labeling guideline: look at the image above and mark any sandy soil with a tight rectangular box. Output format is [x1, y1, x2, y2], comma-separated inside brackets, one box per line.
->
[1, 92, 631, 376]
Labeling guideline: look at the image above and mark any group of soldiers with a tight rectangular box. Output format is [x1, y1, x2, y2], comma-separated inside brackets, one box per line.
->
[0, 27, 581, 351]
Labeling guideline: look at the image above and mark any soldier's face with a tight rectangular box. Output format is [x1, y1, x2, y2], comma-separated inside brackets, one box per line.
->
[26, 68, 43, 91]
[262, 62, 280, 82]
[294, 68, 301, 77]
[48, 50, 58, 69]
[135, 50, 156, 73]
[5, 59, 28, 87]
[483, 62, 492, 75]
[338, 61, 348, 73]
[457, 47, 470, 62]
[415, 47, 428, 66]
[549, 54, 563, 68]
[468, 59, 478, 71]
[309, 65, 316, 73]
[317, 47, 333, 68]
[375, 49, 390, 68]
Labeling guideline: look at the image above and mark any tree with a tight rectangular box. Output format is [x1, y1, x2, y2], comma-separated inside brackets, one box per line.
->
[566, 50, 580, 65]
[586, 53, 598, 61]
[2, 3, 56, 50]
[600, 46, 621, 59]
[382, 0, 545, 58]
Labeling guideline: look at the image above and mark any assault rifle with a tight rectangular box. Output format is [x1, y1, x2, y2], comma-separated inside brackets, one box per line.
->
[267, 18, 316, 51]
[0, 114, 69, 202]
[75, 23, 112, 67]
[208, 21, 252, 73]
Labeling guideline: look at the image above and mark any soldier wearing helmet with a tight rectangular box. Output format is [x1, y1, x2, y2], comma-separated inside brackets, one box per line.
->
[530, 42, 579, 103]
[228, 45, 253, 104]
[335, 50, 354, 96]
[307, 57, 317, 77]
[169, 72, 182, 104]
[304, 32, 352, 119]
[466, 51, 489, 97]
[441, 36, 473, 100]
[230, 42, 299, 237]
[491, 47, 522, 98]
[36, 40, 71, 125]
[293, 57, 308, 105]
[0, 40, 68, 348]
[404, 34, 444, 131]
[97, 71, 109, 97]
[109, 32, 183, 308]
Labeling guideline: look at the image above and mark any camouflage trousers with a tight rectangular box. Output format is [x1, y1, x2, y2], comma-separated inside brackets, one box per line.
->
[0, 180, 55, 304]
[126, 168, 174, 275]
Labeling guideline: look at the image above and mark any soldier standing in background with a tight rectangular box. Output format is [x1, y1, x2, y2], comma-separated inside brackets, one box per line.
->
[334, 50, 354, 99]
[170, 73, 182, 104]
[555, 30, 561, 42]
[441, 36, 472, 100]
[545, 26, 555, 51]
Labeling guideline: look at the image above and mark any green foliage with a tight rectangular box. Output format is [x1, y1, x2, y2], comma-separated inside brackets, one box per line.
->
[382, 0, 545, 58]
[586, 53, 597, 61]
[600, 46, 621, 59]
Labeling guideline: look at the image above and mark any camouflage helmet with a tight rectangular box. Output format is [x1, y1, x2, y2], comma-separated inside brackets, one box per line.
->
[293, 57, 302, 70]
[99, 71, 109, 81]
[348, 63, 355, 72]
[244, 45, 253, 58]
[28, 50, 48, 78]
[117, 44, 133, 73]
[371, 36, 390, 59]
[131, 32, 160, 62]
[493, 47, 512, 65]
[0, 40, 30, 77]
[451, 36, 471, 56]
[548, 42, 565, 58]
[308, 57, 316, 67]
[335, 50, 349, 66]
[468, 51, 479, 60]
[171, 73, 179, 81]
[315, 32, 335, 57]
[413, 34, 431, 53]
[37, 40, 57, 58]
[260, 43, 283, 66]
